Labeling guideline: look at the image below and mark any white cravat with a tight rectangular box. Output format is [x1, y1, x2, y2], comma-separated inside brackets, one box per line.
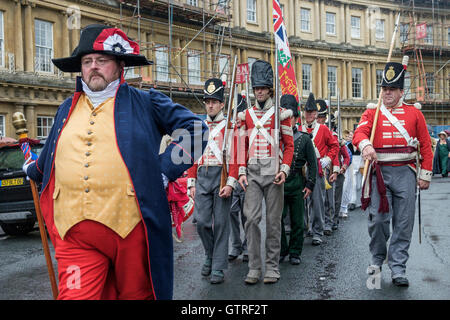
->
[81, 78, 120, 108]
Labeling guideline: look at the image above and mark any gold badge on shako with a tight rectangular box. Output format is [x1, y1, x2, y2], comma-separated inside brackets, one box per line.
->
[386, 66, 395, 81]
[207, 82, 216, 94]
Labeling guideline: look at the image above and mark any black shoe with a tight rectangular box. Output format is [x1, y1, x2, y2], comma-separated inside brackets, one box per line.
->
[289, 255, 301, 265]
[210, 270, 224, 284]
[324, 229, 332, 236]
[228, 254, 238, 261]
[348, 204, 356, 211]
[201, 258, 212, 276]
[392, 277, 409, 287]
[312, 238, 322, 246]
[242, 254, 249, 263]
[332, 224, 338, 231]
[279, 254, 287, 263]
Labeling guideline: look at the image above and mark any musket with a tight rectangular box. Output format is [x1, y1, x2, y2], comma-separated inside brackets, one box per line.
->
[416, 144, 422, 244]
[362, 12, 401, 182]
[274, 42, 281, 175]
[220, 55, 238, 190]
[327, 94, 331, 130]
[244, 75, 251, 110]
[12, 112, 59, 300]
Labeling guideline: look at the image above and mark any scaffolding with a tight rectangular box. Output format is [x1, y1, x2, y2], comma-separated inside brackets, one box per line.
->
[117, 0, 234, 109]
[399, 0, 450, 123]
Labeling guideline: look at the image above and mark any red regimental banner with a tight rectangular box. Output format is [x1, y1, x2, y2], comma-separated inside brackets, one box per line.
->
[236, 63, 249, 84]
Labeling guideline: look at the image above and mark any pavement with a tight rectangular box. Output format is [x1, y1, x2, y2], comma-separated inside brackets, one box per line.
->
[1, 176, 449, 300]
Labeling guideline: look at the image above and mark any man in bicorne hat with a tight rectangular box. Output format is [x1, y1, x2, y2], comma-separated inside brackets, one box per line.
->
[22, 24, 208, 299]
[187, 78, 239, 284]
[353, 57, 433, 287]
[299, 93, 339, 246]
[237, 60, 294, 284]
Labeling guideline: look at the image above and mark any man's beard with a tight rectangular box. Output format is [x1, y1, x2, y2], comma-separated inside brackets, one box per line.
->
[83, 71, 119, 92]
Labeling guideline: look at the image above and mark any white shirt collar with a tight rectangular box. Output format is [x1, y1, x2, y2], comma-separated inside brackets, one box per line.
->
[81, 78, 120, 108]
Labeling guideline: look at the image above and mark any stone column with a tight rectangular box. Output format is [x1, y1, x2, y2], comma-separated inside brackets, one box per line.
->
[294, 0, 299, 37]
[372, 63, 378, 100]
[366, 62, 371, 100]
[24, 1, 33, 72]
[314, 0, 320, 41]
[365, 8, 370, 47]
[347, 60, 352, 100]
[295, 55, 302, 96]
[339, 3, 345, 43]
[316, 58, 322, 98]
[319, 0, 325, 41]
[25, 105, 35, 138]
[288, 0, 294, 37]
[14, 0, 24, 72]
[261, 0, 268, 32]
[341, 60, 347, 100]
[206, 42, 212, 79]
[322, 58, 328, 98]
[233, 0, 240, 28]
[345, 4, 350, 44]
[240, 0, 247, 29]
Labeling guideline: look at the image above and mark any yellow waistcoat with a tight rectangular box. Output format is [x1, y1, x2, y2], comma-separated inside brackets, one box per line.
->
[53, 94, 141, 239]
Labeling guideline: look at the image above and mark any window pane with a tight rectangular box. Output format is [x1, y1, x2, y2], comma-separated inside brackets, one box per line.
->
[35, 19, 53, 72]
[326, 12, 335, 35]
[376, 69, 383, 97]
[376, 20, 384, 40]
[247, 0, 256, 22]
[0, 11, 4, 67]
[351, 16, 360, 38]
[300, 8, 310, 32]
[36, 116, 54, 139]
[155, 45, 168, 82]
[327, 66, 337, 97]
[302, 64, 312, 95]
[352, 68, 362, 98]
[0, 115, 5, 137]
[188, 50, 202, 85]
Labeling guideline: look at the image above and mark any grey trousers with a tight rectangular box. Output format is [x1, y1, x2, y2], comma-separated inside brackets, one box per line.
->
[229, 183, 247, 256]
[367, 165, 416, 278]
[243, 163, 284, 278]
[306, 170, 325, 239]
[194, 166, 231, 271]
[325, 173, 345, 229]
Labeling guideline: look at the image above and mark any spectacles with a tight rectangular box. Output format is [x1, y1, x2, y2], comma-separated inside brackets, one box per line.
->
[81, 58, 116, 67]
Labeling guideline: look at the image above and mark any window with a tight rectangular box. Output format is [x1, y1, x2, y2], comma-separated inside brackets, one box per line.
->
[155, 45, 169, 82]
[327, 66, 337, 97]
[188, 50, 202, 85]
[0, 115, 5, 137]
[404, 72, 412, 100]
[0, 12, 4, 68]
[376, 19, 385, 40]
[448, 27, 450, 46]
[326, 12, 336, 35]
[426, 72, 434, 96]
[351, 16, 360, 39]
[400, 23, 409, 43]
[300, 8, 310, 32]
[352, 68, 363, 98]
[124, 67, 136, 79]
[425, 25, 433, 44]
[376, 69, 383, 97]
[37, 116, 54, 139]
[35, 19, 54, 73]
[218, 54, 229, 78]
[247, 0, 257, 23]
[302, 64, 312, 96]
[187, 0, 198, 6]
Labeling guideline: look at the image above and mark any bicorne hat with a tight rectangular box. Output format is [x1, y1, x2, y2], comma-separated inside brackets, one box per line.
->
[316, 99, 328, 117]
[52, 24, 153, 73]
[251, 60, 273, 89]
[203, 78, 225, 102]
[304, 93, 317, 112]
[280, 94, 299, 118]
[381, 61, 406, 89]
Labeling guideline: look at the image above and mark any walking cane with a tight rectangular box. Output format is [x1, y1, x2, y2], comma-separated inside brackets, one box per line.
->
[12, 112, 59, 300]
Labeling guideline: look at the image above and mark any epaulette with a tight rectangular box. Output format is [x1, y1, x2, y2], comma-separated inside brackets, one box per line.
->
[366, 103, 377, 109]
[404, 102, 422, 110]
[237, 111, 246, 121]
[280, 108, 293, 121]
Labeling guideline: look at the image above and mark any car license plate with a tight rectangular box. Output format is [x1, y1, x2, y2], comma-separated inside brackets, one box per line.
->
[0, 178, 24, 187]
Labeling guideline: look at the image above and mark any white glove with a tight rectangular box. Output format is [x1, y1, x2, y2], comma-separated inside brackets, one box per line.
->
[162, 173, 169, 189]
[22, 158, 34, 179]
[320, 157, 331, 170]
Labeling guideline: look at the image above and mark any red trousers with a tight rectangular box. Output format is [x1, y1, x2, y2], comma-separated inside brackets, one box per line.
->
[54, 220, 154, 300]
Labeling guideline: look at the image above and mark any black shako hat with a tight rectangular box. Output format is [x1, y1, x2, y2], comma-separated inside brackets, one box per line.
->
[251, 60, 273, 89]
[52, 24, 153, 73]
[304, 93, 317, 112]
[315, 99, 328, 117]
[381, 61, 406, 89]
[280, 94, 299, 117]
[237, 93, 247, 113]
[203, 78, 225, 102]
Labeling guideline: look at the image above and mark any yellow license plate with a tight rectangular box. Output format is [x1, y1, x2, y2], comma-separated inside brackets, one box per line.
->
[0, 178, 24, 187]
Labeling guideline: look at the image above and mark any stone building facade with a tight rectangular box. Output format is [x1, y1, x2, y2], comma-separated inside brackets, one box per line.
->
[0, 0, 448, 139]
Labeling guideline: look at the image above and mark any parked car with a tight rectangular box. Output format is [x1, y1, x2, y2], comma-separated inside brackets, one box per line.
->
[0, 138, 44, 236]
